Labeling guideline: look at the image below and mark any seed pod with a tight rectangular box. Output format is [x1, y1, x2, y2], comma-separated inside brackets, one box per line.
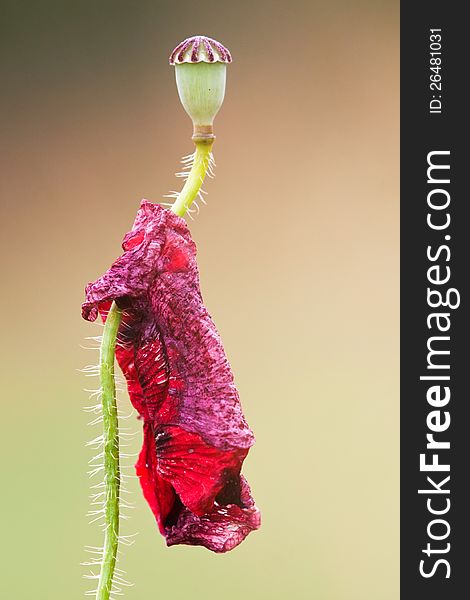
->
[170, 36, 232, 141]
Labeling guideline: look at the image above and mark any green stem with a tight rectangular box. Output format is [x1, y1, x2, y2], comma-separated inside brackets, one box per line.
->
[171, 140, 214, 216]
[95, 138, 213, 600]
[96, 301, 122, 600]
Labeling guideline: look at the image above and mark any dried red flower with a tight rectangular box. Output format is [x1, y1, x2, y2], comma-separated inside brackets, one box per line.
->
[82, 201, 260, 552]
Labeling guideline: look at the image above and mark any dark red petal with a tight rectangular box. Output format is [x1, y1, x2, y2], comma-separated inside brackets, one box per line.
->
[82, 201, 189, 322]
[82, 201, 260, 551]
[155, 425, 247, 516]
[135, 423, 175, 533]
[83, 201, 254, 452]
[165, 476, 261, 553]
[133, 332, 170, 422]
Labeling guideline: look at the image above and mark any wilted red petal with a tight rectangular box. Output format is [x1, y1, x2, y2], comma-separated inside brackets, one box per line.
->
[155, 425, 247, 516]
[165, 476, 261, 553]
[82, 201, 260, 551]
[135, 423, 175, 533]
[82, 202, 253, 449]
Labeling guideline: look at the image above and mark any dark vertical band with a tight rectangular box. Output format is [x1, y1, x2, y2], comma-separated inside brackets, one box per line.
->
[401, 2, 468, 598]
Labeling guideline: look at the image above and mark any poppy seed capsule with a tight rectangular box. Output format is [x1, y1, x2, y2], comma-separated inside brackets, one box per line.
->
[169, 36, 232, 142]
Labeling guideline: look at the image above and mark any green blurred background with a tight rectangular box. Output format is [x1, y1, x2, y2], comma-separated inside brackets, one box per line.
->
[0, 1, 398, 598]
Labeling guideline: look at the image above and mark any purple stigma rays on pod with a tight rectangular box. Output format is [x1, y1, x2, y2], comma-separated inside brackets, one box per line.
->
[169, 36, 232, 65]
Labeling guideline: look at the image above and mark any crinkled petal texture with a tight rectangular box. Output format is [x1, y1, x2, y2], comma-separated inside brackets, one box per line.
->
[82, 201, 260, 552]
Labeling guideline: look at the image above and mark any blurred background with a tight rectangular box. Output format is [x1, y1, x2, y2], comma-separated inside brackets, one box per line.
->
[0, 1, 398, 598]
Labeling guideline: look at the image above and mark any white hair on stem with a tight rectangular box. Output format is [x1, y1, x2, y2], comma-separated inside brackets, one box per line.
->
[161, 150, 216, 218]
[82, 339, 137, 599]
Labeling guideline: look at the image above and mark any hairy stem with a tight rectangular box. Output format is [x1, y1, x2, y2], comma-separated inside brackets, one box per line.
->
[96, 301, 122, 600]
[95, 137, 213, 599]
[171, 140, 214, 216]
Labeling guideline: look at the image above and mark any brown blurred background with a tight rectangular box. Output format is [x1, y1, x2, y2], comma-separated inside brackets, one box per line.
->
[0, 1, 398, 598]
